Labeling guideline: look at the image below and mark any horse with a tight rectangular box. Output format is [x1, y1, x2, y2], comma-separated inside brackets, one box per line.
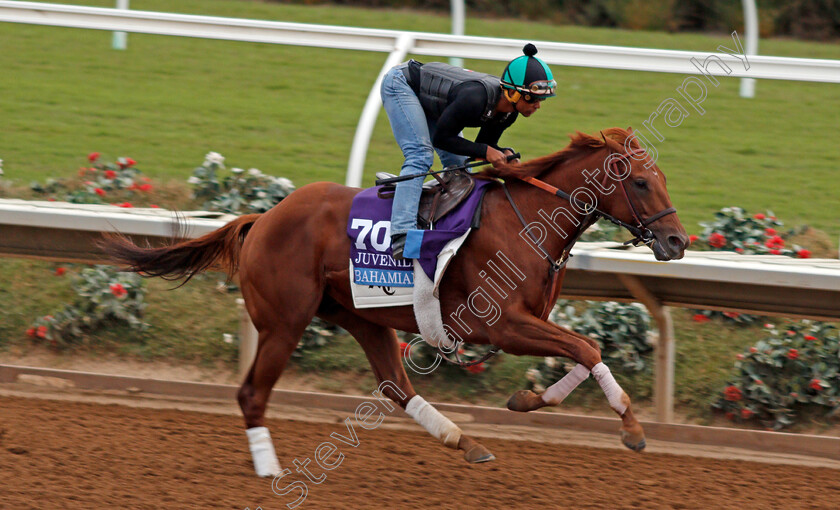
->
[100, 127, 688, 476]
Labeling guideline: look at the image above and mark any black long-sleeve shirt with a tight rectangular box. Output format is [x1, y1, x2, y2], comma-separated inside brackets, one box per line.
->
[430, 82, 517, 159]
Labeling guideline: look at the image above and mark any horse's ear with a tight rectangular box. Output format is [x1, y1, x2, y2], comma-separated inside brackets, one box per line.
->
[627, 126, 634, 134]
[600, 131, 623, 153]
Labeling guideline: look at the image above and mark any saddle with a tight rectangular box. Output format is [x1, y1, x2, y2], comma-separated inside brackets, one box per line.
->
[376, 169, 475, 229]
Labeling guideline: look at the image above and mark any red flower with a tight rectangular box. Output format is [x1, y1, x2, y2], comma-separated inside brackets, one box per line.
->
[741, 408, 754, 419]
[139, 183, 153, 192]
[36, 325, 48, 338]
[88, 152, 100, 162]
[150, 204, 159, 209]
[769, 249, 782, 255]
[735, 248, 743, 253]
[708, 233, 726, 248]
[787, 348, 799, 360]
[110, 283, 128, 298]
[724, 312, 740, 318]
[736, 354, 744, 360]
[724, 385, 742, 401]
[797, 249, 811, 259]
[749, 347, 758, 353]
[804, 335, 817, 342]
[755, 379, 763, 385]
[790, 392, 798, 398]
[689, 235, 699, 244]
[104, 170, 117, 179]
[125, 157, 137, 167]
[54, 267, 66, 276]
[764, 228, 776, 236]
[399, 342, 409, 356]
[753, 213, 765, 220]
[26, 327, 36, 337]
[94, 188, 106, 196]
[118, 202, 133, 208]
[466, 363, 486, 374]
[786, 330, 795, 336]
[809, 379, 822, 391]
[692, 314, 710, 323]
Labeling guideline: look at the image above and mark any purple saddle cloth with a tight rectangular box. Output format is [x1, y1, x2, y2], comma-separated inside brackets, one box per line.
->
[347, 180, 492, 283]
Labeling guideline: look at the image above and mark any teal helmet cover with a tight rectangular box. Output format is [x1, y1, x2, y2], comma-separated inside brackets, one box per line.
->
[501, 43, 556, 98]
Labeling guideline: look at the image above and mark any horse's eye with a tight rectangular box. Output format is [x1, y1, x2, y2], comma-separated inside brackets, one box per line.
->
[634, 179, 648, 190]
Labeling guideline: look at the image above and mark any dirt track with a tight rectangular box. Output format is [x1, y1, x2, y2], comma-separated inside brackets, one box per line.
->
[2, 395, 840, 509]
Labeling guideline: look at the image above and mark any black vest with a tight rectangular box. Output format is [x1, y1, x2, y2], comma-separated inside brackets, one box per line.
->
[406, 61, 501, 122]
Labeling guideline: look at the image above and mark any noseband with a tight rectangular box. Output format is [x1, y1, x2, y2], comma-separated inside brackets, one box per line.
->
[521, 148, 676, 247]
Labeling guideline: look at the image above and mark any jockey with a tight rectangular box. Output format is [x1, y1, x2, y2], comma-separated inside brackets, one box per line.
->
[381, 43, 556, 260]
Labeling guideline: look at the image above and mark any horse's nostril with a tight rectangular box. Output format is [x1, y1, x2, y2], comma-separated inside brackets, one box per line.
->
[668, 235, 686, 252]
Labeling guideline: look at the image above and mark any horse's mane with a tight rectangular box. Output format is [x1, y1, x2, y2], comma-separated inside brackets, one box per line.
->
[478, 127, 640, 180]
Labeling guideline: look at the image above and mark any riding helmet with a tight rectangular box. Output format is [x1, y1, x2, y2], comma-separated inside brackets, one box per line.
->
[500, 43, 556, 100]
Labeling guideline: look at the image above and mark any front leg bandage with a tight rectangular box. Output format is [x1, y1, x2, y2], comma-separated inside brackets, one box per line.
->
[541, 363, 590, 405]
[591, 362, 628, 415]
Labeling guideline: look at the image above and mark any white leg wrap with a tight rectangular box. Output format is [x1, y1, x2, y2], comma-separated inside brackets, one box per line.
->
[541, 364, 590, 405]
[591, 362, 628, 415]
[246, 426, 282, 477]
[405, 396, 462, 449]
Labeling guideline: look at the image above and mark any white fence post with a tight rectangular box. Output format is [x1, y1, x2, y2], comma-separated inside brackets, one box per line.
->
[345, 33, 414, 187]
[111, 0, 128, 50]
[449, 0, 464, 68]
[618, 275, 675, 423]
[740, 0, 758, 98]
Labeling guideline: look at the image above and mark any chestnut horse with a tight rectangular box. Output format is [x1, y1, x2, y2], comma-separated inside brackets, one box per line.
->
[101, 128, 688, 476]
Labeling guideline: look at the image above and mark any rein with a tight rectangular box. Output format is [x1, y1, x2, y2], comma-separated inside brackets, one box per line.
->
[521, 148, 676, 247]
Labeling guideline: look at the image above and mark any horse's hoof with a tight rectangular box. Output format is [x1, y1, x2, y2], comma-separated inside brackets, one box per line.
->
[464, 445, 496, 464]
[506, 390, 546, 412]
[621, 429, 646, 452]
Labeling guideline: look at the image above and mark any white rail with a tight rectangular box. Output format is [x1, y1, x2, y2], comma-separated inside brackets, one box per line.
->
[2, 2, 836, 82]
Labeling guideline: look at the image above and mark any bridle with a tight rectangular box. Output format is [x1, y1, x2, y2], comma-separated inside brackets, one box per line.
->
[435, 147, 677, 367]
[520, 148, 676, 248]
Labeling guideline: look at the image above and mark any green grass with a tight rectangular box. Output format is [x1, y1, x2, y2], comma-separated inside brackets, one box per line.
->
[2, 0, 840, 235]
[1, 1, 839, 423]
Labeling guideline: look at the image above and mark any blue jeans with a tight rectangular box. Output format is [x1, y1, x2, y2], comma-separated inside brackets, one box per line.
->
[381, 64, 467, 236]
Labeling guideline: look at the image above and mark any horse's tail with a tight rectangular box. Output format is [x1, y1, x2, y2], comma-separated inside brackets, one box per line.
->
[99, 214, 261, 284]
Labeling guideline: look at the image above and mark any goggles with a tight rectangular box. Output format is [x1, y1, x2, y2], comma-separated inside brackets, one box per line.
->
[523, 79, 557, 96]
[504, 79, 557, 103]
